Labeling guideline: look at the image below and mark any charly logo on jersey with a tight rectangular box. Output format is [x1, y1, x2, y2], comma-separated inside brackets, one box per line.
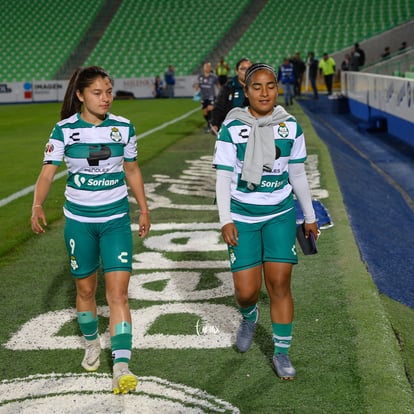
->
[238, 128, 249, 139]
[44, 143, 54, 154]
[277, 122, 289, 138]
[110, 127, 122, 142]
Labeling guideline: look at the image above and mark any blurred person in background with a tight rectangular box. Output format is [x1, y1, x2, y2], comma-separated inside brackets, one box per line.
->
[210, 57, 253, 135]
[349, 43, 365, 71]
[194, 61, 219, 133]
[291, 52, 306, 97]
[153, 75, 164, 98]
[307, 51, 319, 100]
[216, 56, 231, 89]
[341, 53, 351, 71]
[278, 57, 295, 106]
[354, 42, 365, 67]
[398, 41, 407, 51]
[381, 46, 391, 59]
[164, 64, 176, 98]
[318, 53, 336, 95]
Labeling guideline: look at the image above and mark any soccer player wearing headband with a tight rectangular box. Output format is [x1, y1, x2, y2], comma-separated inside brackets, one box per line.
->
[213, 63, 318, 379]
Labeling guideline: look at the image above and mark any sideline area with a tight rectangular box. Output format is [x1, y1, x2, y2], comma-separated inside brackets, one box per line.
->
[298, 95, 414, 309]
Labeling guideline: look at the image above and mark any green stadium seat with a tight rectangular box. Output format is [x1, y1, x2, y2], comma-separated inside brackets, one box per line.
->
[0, 0, 105, 82]
[84, 0, 251, 78]
[2, 0, 414, 82]
[228, 0, 414, 71]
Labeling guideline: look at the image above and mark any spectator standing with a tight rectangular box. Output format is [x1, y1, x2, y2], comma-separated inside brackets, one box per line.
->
[164, 65, 176, 98]
[153, 75, 164, 98]
[349, 49, 360, 71]
[291, 52, 306, 97]
[213, 63, 318, 380]
[195, 61, 219, 132]
[31, 66, 150, 394]
[307, 52, 319, 100]
[215, 56, 230, 89]
[210, 57, 252, 135]
[278, 57, 295, 106]
[381, 47, 391, 59]
[341, 54, 351, 71]
[318, 53, 336, 95]
[399, 41, 407, 51]
[351, 43, 365, 70]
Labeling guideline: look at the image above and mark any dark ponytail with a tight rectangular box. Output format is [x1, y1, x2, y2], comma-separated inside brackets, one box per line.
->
[60, 66, 113, 120]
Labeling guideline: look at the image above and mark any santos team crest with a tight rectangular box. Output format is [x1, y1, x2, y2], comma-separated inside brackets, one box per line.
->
[110, 127, 122, 142]
[277, 122, 289, 138]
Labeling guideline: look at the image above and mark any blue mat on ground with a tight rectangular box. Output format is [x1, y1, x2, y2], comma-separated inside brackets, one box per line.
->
[298, 94, 414, 309]
[295, 199, 333, 229]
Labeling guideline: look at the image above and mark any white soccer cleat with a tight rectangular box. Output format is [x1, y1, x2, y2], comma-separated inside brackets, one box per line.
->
[81, 337, 101, 372]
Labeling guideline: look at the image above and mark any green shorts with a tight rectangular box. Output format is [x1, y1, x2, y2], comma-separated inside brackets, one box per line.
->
[64, 214, 133, 278]
[227, 208, 298, 272]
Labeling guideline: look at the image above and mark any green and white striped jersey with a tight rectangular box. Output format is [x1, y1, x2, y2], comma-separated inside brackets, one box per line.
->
[213, 112, 307, 223]
[43, 112, 137, 222]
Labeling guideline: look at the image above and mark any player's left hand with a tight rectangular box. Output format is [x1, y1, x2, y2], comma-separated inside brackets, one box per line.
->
[138, 215, 150, 238]
[304, 221, 319, 240]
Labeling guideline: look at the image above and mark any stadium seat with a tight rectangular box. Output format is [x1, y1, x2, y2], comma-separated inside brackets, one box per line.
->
[0, 0, 105, 82]
[1, 0, 414, 82]
[84, 0, 251, 78]
[227, 0, 414, 71]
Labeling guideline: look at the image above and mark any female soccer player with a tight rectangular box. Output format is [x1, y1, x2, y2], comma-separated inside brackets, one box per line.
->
[213, 63, 318, 379]
[31, 66, 150, 394]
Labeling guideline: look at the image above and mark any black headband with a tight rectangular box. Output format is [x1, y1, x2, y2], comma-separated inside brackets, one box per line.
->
[245, 63, 278, 85]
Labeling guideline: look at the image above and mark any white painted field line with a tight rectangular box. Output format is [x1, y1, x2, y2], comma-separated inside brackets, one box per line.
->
[0, 170, 68, 207]
[135, 107, 199, 139]
[0, 108, 200, 208]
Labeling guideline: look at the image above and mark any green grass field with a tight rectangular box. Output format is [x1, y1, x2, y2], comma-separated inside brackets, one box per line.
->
[1, 98, 414, 413]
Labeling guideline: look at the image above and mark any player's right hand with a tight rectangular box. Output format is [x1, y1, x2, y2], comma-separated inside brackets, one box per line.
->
[31, 205, 47, 234]
[221, 222, 238, 246]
